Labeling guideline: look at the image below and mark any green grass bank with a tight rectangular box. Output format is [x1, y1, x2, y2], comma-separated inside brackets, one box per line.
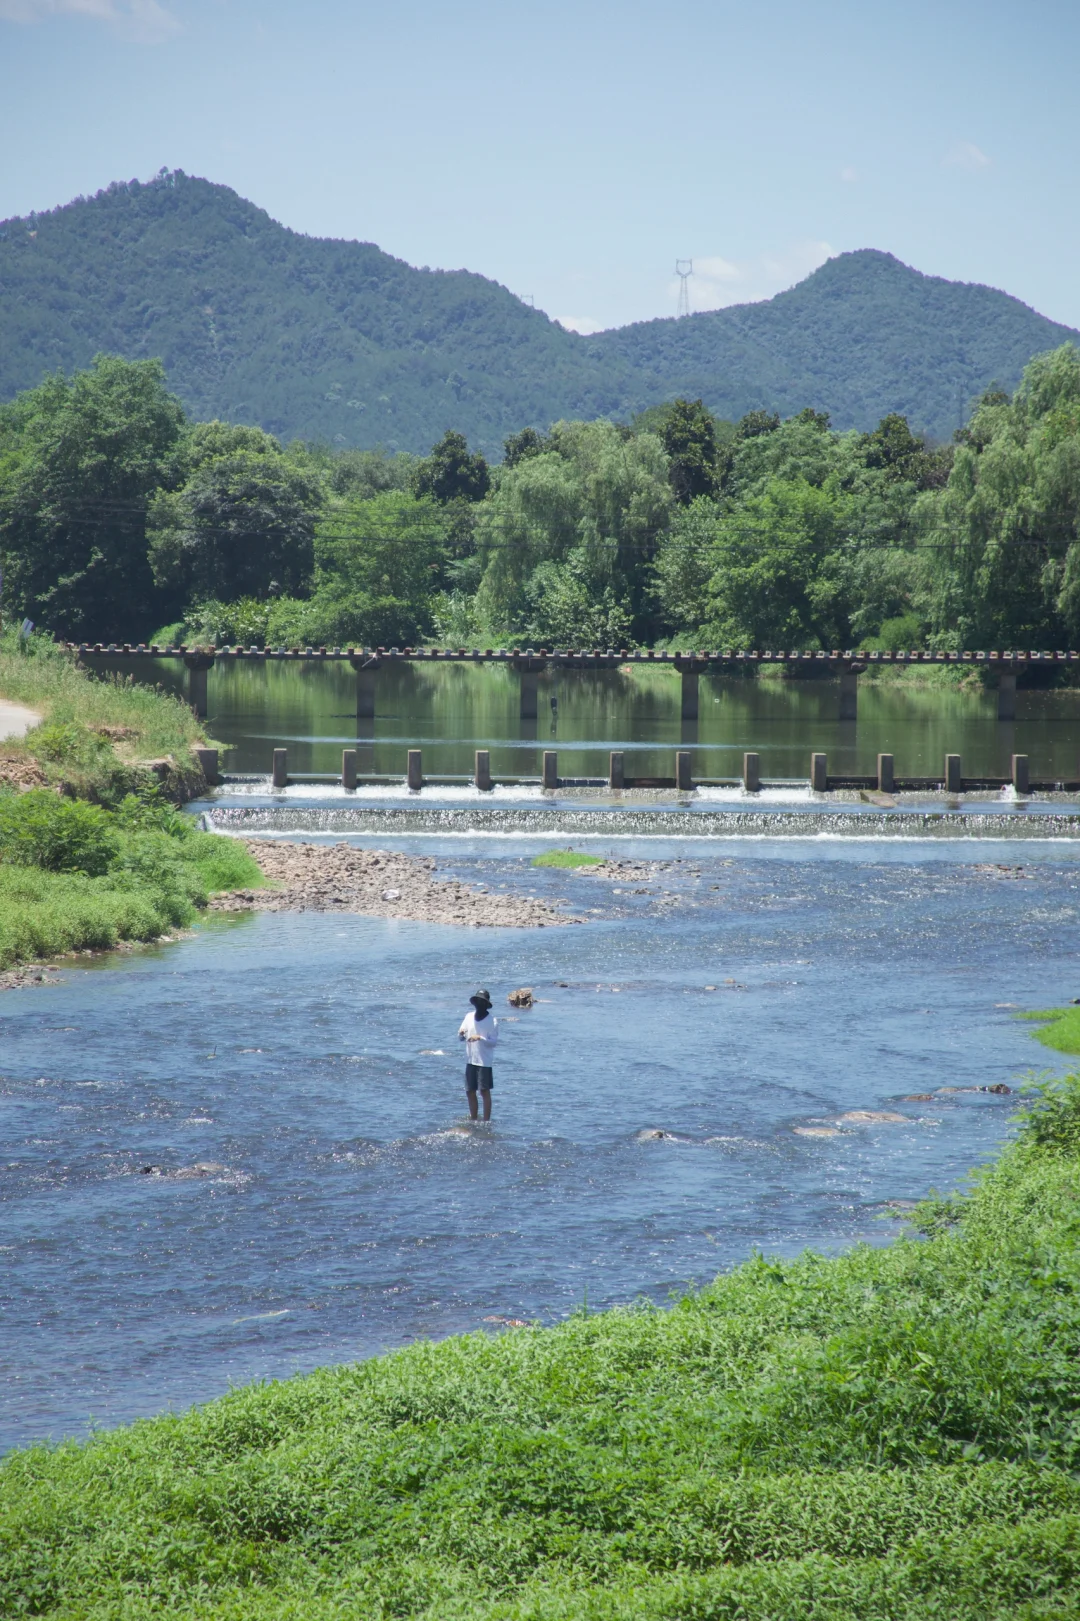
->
[5, 1076, 1080, 1618]
[0, 627, 209, 801]
[0, 629, 257, 969]
[0, 788, 262, 970]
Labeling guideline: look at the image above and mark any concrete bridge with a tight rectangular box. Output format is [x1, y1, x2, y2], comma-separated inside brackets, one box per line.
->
[69, 643, 1076, 721]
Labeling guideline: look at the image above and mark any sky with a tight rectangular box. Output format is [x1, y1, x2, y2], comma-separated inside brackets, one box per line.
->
[1, 0, 1078, 334]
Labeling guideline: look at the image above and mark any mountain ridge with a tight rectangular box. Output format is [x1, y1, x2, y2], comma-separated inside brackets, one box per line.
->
[1, 171, 1076, 451]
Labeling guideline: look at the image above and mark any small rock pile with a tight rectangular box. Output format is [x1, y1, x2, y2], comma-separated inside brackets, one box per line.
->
[211, 840, 582, 929]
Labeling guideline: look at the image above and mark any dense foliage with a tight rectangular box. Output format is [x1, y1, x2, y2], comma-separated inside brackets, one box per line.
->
[0, 785, 260, 968]
[3, 347, 1080, 652]
[5, 1072, 1080, 1615]
[2, 172, 1077, 451]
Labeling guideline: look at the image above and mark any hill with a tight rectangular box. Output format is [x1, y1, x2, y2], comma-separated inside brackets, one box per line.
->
[1, 171, 1077, 451]
[595, 249, 1080, 439]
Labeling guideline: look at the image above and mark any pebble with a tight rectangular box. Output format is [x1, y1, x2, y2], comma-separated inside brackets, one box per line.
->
[210, 841, 581, 929]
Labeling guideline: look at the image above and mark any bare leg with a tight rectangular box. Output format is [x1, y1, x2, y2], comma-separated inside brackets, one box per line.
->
[466, 1089, 478, 1120]
[480, 1088, 492, 1122]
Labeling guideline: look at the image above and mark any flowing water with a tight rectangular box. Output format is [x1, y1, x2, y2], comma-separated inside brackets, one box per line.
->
[111, 655, 1080, 782]
[3, 831, 1079, 1455]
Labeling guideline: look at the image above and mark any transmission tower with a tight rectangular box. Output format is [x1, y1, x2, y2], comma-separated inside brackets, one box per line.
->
[675, 259, 693, 318]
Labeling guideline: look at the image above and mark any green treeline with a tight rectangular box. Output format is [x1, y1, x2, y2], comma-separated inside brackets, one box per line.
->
[6, 1070, 1080, 1616]
[2, 345, 1080, 653]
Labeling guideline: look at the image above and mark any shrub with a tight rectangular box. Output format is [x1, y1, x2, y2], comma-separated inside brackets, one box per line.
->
[0, 789, 118, 875]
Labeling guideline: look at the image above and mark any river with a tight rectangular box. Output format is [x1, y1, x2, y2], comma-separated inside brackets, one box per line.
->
[2, 830, 1077, 1455]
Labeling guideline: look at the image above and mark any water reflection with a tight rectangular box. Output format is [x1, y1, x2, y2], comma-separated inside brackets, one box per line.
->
[108, 657, 1080, 782]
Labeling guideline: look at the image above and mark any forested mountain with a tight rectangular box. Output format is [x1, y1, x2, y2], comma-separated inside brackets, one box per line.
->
[1, 169, 1077, 452]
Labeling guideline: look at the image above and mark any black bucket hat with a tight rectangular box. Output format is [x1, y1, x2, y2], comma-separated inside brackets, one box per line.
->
[470, 988, 492, 1009]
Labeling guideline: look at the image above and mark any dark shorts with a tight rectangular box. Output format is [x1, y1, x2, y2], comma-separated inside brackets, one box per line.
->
[465, 1064, 494, 1092]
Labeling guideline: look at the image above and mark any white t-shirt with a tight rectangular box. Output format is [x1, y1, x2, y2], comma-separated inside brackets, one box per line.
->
[459, 1009, 498, 1066]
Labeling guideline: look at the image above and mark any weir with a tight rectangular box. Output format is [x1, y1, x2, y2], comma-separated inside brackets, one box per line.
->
[227, 745, 1077, 795]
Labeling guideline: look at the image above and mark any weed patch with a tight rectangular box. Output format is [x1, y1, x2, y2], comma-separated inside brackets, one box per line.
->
[532, 849, 605, 869]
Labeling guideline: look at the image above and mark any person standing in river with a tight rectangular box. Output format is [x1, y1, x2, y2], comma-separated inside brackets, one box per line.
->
[458, 989, 498, 1121]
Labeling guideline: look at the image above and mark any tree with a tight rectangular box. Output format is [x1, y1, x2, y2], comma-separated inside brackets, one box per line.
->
[703, 475, 856, 648]
[146, 427, 321, 607]
[0, 355, 185, 638]
[657, 398, 721, 504]
[293, 490, 449, 646]
[503, 427, 546, 468]
[474, 419, 672, 641]
[414, 431, 490, 504]
[919, 345, 1080, 648]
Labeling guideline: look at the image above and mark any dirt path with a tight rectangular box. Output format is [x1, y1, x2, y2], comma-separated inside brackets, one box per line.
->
[210, 839, 583, 928]
[0, 699, 41, 741]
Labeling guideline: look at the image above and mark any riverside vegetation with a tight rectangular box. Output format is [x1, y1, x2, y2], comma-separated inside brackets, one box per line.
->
[4, 1071, 1080, 1617]
[0, 625, 261, 970]
[2, 343, 1080, 658]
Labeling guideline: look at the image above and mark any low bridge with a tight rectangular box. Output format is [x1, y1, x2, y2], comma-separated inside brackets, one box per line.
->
[69, 643, 1076, 721]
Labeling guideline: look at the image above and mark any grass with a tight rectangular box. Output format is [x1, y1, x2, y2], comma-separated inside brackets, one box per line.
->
[0, 626, 210, 799]
[0, 789, 262, 969]
[531, 849, 605, 868]
[1017, 1006, 1080, 1055]
[6, 1070, 1080, 1616]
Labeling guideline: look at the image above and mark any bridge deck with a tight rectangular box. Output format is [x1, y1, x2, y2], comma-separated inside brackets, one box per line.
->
[69, 644, 1080, 667]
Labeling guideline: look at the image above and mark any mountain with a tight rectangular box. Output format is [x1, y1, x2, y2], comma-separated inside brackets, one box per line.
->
[1, 170, 1077, 452]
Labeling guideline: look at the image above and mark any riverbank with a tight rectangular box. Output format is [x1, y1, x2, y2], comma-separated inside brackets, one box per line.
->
[0, 628, 211, 800]
[0, 790, 262, 972]
[4, 1069, 1079, 1618]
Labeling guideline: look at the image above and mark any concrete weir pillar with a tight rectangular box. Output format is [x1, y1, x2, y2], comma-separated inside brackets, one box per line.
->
[945, 753, 962, 793]
[680, 669, 700, 720]
[839, 665, 859, 721]
[675, 750, 692, 791]
[542, 751, 558, 790]
[407, 749, 423, 791]
[810, 752, 827, 792]
[609, 750, 625, 790]
[342, 749, 357, 791]
[192, 746, 218, 786]
[877, 753, 895, 793]
[998, 670, 1017, 721]
[183, 651, 215, 718]
[272, 748, 288, 788]
[475, 750, 492, 791]
[743, 752, 760, 793]
[1012, 753, 1030, 794]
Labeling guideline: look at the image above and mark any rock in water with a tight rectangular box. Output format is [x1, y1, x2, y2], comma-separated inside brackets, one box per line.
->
[508, 987, 534, 1007]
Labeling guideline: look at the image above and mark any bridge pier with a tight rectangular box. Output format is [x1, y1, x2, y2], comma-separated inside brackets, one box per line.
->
[680, 669, 699, 720]
[998, 670, 1017, 721]
[183, 652, 215, 718]
[838, 665, 859, 722]
[351, 655, 380, 720]
[519, 670, 538, 720]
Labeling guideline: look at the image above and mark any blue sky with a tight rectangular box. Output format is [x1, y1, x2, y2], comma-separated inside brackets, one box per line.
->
[1, 0, 1078, 333]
